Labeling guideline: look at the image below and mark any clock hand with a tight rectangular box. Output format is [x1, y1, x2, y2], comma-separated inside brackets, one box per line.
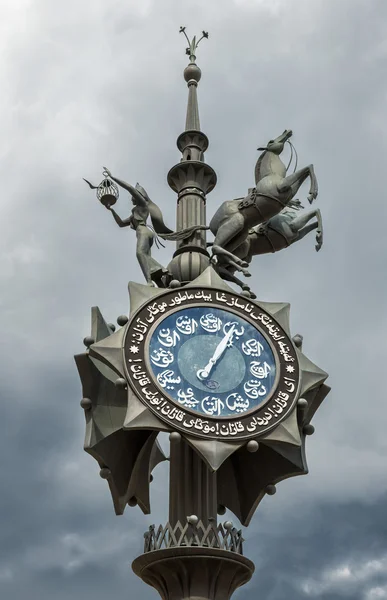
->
[197, 324, 236, 381]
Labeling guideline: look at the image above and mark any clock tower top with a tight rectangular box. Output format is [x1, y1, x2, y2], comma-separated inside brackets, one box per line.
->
[166, 28, 217, 283]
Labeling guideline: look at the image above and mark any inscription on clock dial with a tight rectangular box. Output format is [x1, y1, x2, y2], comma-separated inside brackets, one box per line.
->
[148, 307, 277, 418]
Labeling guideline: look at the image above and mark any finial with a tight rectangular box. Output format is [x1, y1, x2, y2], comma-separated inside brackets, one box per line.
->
[179, 26, 209, 63]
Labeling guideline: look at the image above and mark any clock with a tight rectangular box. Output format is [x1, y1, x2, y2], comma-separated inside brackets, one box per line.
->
[124, 287, 300, 440]
[149, 306, 277, 418]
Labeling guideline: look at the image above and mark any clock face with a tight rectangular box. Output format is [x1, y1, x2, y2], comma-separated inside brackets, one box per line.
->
[124, 287, 300, 440]
[148, 307, 277, 418]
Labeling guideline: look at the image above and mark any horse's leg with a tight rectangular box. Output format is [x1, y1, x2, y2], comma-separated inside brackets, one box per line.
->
[307, 164, 318, 203]
[314, 208, 323, 250]
[289, 209, 318, 233]
[217, 266, 251, 291]
[297, 222, 317, 240]
[279, 165, 318, 203]
[297, 210, 323, 251]
[213, 248, 251, 275]
[212, 243, 249, 268]
[225, 258, 251, 277]
[212, 216, 249, 269]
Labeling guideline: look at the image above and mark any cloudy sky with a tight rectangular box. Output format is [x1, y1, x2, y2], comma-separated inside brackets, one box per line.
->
[0, 0, 386, 598]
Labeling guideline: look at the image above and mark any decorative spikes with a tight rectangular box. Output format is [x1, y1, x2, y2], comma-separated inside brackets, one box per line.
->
[185, 265, 234, 293]
[256, 301, 291, 333]
[88, 325, 126, 379]
[128, 281, 166, 316]
[124, 389, 171, 433]
[142, 519, 243, 554]
[91, 306, 114, 342]
[184, 435, 246, 472]
[261, 408, 301, 447]
[298, 352, 329, 396]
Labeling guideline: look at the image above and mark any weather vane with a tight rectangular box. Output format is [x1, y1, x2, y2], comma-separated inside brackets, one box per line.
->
[179, 26, 209, 61]
[77, 26, 329, 600]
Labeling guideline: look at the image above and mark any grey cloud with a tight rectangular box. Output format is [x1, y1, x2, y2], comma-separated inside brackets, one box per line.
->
[0, 0, 386, 598]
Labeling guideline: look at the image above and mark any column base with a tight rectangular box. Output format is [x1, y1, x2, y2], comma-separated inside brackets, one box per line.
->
[132, 546, 254, 600]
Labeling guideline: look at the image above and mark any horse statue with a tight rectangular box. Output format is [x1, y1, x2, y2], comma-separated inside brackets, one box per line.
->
[215, 201, 323, 294]
[209, 130, 318, 275]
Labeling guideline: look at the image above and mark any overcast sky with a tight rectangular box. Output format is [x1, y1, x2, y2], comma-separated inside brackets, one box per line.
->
[0, 0, 386, 598]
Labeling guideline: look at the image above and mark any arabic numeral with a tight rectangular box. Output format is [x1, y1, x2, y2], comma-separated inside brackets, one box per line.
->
[225, 393, 250, 414]
[201, 396, 225, 417]
[242, 339, 264, 357]
[250, 361, 271, 379]
[158, 328, 180, 348]
[177, 388, 199, 408]
[157, 369, 181, 390]
[244, 379, 267, 400]
[223, 321, 245, 339]
[150, 348, 174, 368]
[175, 316, 198, 335]
[199, 313, 222, 333]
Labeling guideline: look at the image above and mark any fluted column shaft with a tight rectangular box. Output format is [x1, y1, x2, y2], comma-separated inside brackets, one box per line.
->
[176, 190, 207, 249]
[169, 439, 217, 526]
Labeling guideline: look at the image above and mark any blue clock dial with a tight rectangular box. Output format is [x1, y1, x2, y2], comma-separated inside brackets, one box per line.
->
[148, 306, 277, 418]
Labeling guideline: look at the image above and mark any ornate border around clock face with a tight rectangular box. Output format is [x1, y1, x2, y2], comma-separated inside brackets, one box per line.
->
[123, 287, 300, 440]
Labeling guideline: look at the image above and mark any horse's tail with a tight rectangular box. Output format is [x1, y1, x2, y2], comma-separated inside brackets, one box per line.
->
[159, 225, 209, 242]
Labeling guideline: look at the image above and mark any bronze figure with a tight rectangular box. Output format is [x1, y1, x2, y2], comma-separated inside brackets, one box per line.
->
[84, 168, 208, 286]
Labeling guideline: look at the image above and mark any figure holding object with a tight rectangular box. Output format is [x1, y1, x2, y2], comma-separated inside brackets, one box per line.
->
[84, 168, 208, 287]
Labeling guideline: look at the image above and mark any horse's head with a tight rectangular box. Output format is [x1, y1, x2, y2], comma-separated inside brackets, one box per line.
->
[258, 130, 293, 155]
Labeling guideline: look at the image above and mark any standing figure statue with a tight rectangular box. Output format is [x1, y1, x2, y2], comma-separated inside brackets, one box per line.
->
[84, 168, 207, 286]
[216, 201, 323, 293]
[209, 130, 319, 276]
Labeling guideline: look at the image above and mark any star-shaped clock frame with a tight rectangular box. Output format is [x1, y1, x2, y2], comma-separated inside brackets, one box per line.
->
[76, 267, 329, 526]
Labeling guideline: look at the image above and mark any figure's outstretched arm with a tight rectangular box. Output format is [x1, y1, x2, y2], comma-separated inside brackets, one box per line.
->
[83, 178, 98, 189]
[110, 208, 133, 228]
[103, 167, 147, 207]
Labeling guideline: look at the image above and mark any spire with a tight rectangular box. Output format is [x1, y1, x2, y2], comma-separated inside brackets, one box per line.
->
[166, 27, 217, 284]
[185, 76, 200, 131]
[168, 26, 215, 174]
[179, 27, 208, 132]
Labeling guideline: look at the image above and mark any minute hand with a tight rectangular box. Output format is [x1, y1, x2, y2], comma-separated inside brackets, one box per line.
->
[197, 324, 236, 381]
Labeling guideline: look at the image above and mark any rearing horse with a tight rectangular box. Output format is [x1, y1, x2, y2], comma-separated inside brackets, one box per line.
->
[209, 129, 318, 274]
[216, 203, 323, 294]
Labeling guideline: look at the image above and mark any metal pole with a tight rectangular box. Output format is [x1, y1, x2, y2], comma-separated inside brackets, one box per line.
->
[169, 438, 217, 527]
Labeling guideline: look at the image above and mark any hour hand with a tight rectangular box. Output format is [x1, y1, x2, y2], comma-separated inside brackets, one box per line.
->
[196, 324, 235, 381]
[197, 358, 216, 381]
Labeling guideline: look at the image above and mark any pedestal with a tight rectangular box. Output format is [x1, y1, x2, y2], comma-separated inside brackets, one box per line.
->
[132, 547, 254, 600]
